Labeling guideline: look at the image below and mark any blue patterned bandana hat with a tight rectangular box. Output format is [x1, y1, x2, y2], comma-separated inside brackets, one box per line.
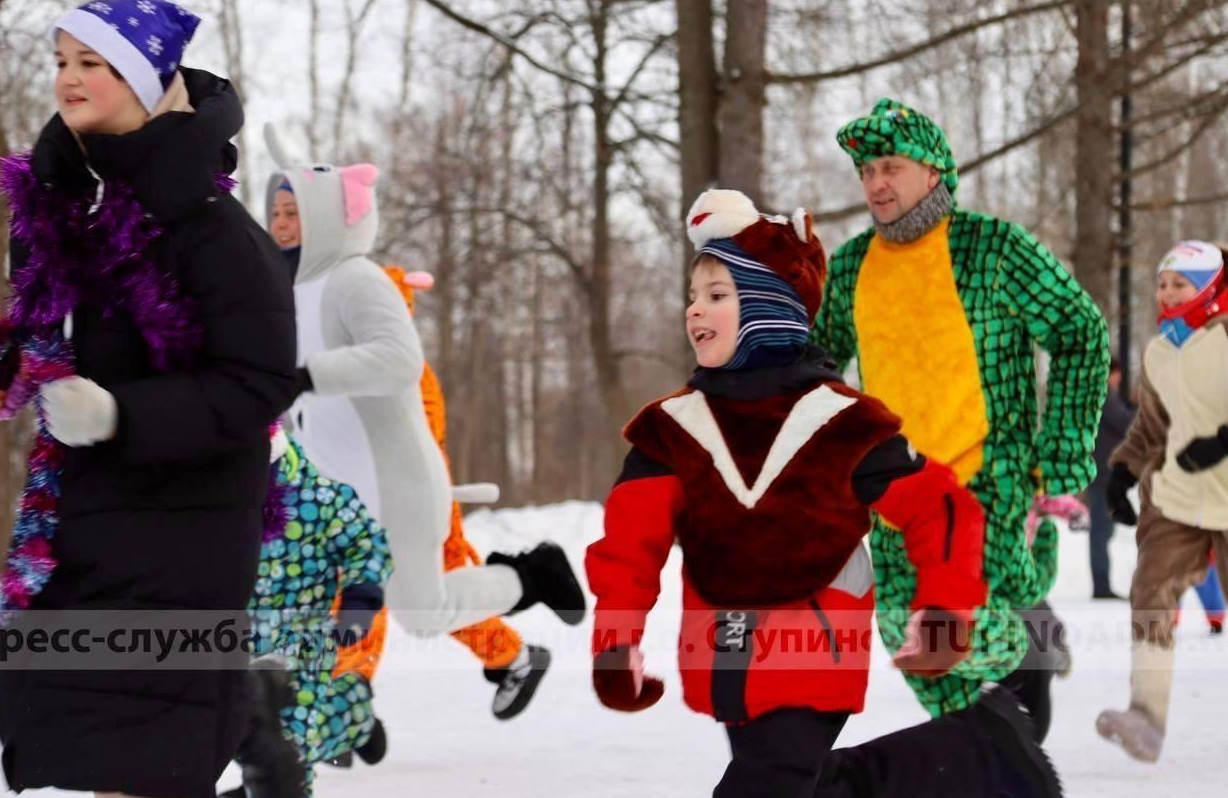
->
[54, 0, 201, 114]
[699, 238, 811, 370]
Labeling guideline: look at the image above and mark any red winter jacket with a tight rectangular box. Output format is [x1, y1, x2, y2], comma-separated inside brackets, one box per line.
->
[585, 355, 987, 723]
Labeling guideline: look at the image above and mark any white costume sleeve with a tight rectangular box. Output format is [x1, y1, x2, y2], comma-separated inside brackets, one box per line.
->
[305, 262, 424, 398]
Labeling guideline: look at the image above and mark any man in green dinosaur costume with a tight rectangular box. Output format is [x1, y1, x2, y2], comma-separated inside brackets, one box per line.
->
[812, 98, 1109, 731]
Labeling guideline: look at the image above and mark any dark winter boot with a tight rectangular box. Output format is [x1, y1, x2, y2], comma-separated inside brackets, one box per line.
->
[487, 542, 586, 625]
[484, 644, 552, 720]
[996, 637, 1055, 743]
[234, 655, 309, 798]
[973, 685, 1065, 798]
[356, 717, 388, 765]
[813, 685, 1061, 798]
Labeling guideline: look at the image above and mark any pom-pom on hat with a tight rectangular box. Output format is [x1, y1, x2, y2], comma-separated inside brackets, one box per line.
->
[54, 1, 201, 114]
[687, 189, 826, 319]
[836, 98, 958, 196]
[686, 189, 826, 370]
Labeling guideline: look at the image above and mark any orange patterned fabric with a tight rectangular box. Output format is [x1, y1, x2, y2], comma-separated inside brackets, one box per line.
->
[330, 594, 390, 683]
[422, 358, 523, 668]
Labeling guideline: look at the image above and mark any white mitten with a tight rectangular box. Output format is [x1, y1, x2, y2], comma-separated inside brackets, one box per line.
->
[40, 377, 118, 447]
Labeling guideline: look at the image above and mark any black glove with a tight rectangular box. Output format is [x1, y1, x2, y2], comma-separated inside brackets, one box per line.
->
[1177, 426, 1228, 473]
[334, 583, 383, 647]
[1105, 462, 1139, 526]
[292, 366, 314, 400]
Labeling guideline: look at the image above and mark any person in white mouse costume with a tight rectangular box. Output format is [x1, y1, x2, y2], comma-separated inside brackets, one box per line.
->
[263, 124, 585, 638]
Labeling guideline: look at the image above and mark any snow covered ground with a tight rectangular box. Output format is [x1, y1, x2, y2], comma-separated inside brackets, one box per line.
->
[24, 500, 1226, 796]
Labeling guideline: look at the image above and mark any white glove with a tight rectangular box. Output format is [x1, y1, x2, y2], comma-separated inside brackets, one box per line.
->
[40, 377, 118, 447]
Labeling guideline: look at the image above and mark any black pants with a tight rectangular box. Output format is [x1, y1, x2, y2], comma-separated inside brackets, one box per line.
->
[713, 706, 997, 798]
[999, 601, 1062, 742]
[1088, 476, 1115, 594]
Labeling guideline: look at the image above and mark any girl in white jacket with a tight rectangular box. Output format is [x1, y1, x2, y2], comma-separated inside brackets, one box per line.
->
[1098, 240, 1228, 763]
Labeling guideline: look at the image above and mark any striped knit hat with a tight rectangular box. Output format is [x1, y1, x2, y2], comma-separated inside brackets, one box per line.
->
[687, 190, 826, 370]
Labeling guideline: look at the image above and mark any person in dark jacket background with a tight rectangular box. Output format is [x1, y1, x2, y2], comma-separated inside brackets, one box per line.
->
[1088, 358, 1136, 599]
[0, 3, 298, 796]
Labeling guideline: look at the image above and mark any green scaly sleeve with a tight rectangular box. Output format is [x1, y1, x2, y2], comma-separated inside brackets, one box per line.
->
[812, 230, 874, 371]
[997, 223, 1110, 496]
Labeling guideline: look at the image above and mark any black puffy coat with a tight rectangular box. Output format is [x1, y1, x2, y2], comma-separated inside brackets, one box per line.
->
[0, 69, 297, 797]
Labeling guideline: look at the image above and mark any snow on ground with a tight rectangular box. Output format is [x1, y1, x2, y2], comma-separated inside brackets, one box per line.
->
[23, 500, 1226, 796]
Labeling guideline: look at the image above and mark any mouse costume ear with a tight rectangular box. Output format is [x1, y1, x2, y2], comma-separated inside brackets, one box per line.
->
[402, 271, 435, 290]
[339, 164, 379, 227]
[263, 123, 304, 170]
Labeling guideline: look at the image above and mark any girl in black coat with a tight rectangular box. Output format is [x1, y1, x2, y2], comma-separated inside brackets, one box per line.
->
[0, 3, 298, 796]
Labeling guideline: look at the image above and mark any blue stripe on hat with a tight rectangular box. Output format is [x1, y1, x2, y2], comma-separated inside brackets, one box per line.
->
[700, 239, 809, 370]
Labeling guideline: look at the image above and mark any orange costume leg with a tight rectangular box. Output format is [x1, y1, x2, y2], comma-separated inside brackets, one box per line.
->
[443, 501, 523, 670]
[331, 593, 390, 683]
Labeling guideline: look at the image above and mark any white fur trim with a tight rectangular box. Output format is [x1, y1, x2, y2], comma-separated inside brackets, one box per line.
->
[686, 189, 760, 249]
[660, 386, 858, 509]
[55, 9, 162, 113]
[791, 207, 809, 242]
[269, 426, 289, 464]
[829, 542, 873, 599]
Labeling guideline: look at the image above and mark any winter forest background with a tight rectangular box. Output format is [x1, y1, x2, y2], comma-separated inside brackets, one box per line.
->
[3, 0, 1228, 523]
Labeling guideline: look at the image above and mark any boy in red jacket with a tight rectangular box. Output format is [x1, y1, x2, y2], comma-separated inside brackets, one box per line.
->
[585, 189, 1064, 798]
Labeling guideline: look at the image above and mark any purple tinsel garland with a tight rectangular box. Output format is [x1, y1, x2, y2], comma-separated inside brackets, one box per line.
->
[263, 469, 293, 543]
[0, 152, 236, 613]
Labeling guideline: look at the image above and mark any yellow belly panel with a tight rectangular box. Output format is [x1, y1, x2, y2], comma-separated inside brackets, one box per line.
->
[853, 218, 988, 485]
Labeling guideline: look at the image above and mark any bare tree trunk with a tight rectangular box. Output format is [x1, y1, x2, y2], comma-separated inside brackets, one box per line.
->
[674, 0, 719, 375]
[587, 2, 630, 481]
[530, 258, 545, 498]
[718, 0, 768, 206]
[433, 122, 457, 403]
[399, 0, 421, 108]
[1073, 0, 1114, 309]
[307, 0, 322, 157]
[333, 0, 380, 158]
[217, 0, 251, 206]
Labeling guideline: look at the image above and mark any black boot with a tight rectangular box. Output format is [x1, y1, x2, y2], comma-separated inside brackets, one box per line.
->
[487, 542, 586, 625]
[997, 639, 1055, 743]
[974, 685, 1064, 798]
[484, 644, 552, 720]
[234, 655, 309, 798]
[356, 717, 388, 765]
[814, 685, 1062, 798]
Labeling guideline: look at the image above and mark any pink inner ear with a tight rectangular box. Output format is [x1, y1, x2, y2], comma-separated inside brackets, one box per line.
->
[340, 164, 379, 226]
[403, 271, 435, 290]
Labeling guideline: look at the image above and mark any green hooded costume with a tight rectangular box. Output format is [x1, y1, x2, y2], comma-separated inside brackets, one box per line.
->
[812, 98, 1109, 715]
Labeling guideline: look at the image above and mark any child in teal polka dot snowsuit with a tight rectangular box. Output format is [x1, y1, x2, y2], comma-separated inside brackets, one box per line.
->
[251, 437, 393, 792]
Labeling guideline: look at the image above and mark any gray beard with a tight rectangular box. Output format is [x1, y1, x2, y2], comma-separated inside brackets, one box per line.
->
[873, 183, 953, 244]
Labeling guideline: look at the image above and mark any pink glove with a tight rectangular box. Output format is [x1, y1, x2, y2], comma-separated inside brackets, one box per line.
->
[1026, 494, 1090, 543]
